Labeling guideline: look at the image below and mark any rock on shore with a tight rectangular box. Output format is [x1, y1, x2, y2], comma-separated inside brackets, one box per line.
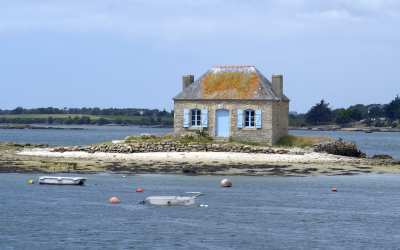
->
[0, 142, 49, 148]
[51, 139, 372, 159]
[51, 141, 296, 155]
[314, 139, 368, 158]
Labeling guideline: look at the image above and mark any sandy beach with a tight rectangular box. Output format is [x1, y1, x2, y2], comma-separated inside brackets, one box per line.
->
[0, 147, 398, 176]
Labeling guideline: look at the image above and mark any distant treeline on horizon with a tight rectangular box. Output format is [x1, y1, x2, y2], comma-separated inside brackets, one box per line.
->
[0, 107, 174, 126]
[0, 107, 173, 117]
[290, 95, 400, 128]
[0, 116, 173, 126]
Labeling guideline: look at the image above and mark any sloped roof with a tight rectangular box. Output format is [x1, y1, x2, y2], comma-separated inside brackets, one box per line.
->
[173, 65, 289, 101]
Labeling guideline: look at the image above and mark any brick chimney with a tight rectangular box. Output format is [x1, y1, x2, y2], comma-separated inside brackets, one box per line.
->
[182, 75, 194, 91]
[271, 74, 283, 99]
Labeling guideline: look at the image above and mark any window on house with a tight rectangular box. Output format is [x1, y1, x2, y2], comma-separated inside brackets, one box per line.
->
[191, 109, 201, 126]
[245, 110, 255, 127]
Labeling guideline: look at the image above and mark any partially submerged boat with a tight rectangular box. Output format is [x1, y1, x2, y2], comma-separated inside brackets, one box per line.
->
[146, 192, 205, 206]
[39, 176, 87, 185]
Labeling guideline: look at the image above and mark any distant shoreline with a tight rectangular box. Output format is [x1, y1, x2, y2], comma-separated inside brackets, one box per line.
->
[0, 124, 173, 129]
[289, 127, 400, 132]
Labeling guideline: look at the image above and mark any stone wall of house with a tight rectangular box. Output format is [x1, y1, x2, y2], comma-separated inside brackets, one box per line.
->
[272, 101, 289, 144]
[229, 100, 273, 144]
[174, 99, 288, 145]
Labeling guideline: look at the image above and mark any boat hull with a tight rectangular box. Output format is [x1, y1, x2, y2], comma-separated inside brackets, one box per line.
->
[146, 196, 195, 206]
[39, 176, 87, 185]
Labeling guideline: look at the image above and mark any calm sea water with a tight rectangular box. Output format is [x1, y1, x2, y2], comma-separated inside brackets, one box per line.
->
[0, 125, 173, 146]
[0, 125, 399, 159]
[1, 174, 400, 249]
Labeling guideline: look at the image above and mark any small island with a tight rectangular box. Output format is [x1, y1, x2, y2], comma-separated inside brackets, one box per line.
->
[1, 133, 399, 176]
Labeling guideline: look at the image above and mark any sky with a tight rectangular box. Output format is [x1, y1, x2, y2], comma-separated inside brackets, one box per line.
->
[0, 0, 399, 114]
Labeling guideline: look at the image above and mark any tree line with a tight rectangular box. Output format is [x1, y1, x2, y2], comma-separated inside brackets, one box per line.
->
[0, 115, 173, 126]
[0, 107, 173, 117]
[0, 106, 174, 126]
[290, 95, 400, 128]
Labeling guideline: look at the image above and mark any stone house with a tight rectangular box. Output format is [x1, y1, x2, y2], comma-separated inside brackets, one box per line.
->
[173, 65, 290, 145]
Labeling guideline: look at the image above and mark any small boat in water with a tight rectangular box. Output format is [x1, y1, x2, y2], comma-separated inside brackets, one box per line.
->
[146, 192, 205, 206]
[39, 176, 87, 185]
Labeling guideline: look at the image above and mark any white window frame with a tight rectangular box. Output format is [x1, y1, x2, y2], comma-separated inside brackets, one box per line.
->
[191, 109, 201, 127]
[244, 109, 255, 128]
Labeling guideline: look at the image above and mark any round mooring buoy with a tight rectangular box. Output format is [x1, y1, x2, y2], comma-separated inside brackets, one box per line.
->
[123, 175, 126, 178]
[29, 180, 34, 184]
[109, 197, 120, 203]
[332, 187, 337, 192]
[137, 188, 143, 192]
[220, 179, 232, 187]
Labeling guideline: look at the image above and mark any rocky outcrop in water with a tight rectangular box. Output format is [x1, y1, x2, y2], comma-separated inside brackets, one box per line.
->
[372, 155, 393, 160]
[0, 142, 49, 148]
[314, 140, 368, 158]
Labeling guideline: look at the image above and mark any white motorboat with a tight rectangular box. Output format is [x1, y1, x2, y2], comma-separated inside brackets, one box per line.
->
[39, 176, 87, 185]
[146, 192, 205, 206]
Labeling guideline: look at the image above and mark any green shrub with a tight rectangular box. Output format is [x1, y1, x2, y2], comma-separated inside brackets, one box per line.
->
[196, 127, 213, 140]
[179, 127, 213, 143]
[274, 134, 332, 148]
[140, 133, 157, 139]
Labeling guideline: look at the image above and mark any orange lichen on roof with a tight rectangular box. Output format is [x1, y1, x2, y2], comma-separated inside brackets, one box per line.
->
[201, 71, 260, 99]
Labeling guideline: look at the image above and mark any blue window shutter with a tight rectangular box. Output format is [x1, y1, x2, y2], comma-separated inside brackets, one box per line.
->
[237, 109, 243, 128]
[256, 109, 262, 128]
[183, 109, 189, 128]
[202, 109, 208, 127]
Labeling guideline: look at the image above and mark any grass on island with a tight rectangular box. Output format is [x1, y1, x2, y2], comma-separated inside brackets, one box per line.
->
[123, 132, 213, 145]
[274, 134, 332, 148]
[110, 132, 331, 149]
[0, 146, 16, 151]
[93, 141, 114, 146]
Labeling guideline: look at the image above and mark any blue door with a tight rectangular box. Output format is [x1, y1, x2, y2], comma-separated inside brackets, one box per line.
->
[216, 109, 229, 136]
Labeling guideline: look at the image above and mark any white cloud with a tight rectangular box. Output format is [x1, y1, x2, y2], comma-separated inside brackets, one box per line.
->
[296, 10, 361, 21]
[0, 0, 399, 42]
[386, 10, 400, 19]
[333, 0, 400, 11]
[0, 1, 297, 39]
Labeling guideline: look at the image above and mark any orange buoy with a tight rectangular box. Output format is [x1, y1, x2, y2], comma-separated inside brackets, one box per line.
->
[109, 197, 120, 203]
[332, 187, 337, 192]
[29, 180, 34, 184]
[137, 188, 143, 192]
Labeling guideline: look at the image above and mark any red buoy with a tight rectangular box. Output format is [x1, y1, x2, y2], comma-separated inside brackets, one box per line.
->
[332, 187, 337, 192]
[137, 188, 143, 192]
[109, 197, 119, 203]
[220, 179, 232, 187]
